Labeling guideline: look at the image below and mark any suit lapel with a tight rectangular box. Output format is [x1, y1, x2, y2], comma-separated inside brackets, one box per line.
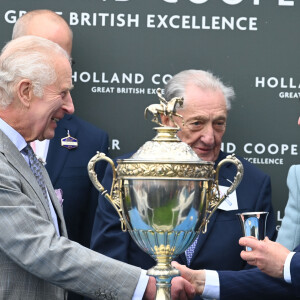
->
[46, 114, 78, 185]
[0, 130, 53, 220]
[0, 130, 68, 236]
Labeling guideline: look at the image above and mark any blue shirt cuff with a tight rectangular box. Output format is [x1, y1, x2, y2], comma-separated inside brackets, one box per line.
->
[202, 270, 220, 299]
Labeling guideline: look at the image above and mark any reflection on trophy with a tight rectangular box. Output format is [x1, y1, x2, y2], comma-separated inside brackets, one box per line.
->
[237, 212, 269, 251]
[88, 89, 244, 300]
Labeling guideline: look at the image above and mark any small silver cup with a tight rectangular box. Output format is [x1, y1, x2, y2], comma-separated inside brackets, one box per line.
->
[237, 212, 269, 251]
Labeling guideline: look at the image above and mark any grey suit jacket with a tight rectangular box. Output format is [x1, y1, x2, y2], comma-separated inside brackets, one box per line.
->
[277, 165, 300, 251]
[0, 130, 142, 300]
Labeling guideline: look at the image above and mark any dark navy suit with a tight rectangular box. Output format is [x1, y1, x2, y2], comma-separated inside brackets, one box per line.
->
[47, 114, 109, 300]
[291, 251, 300, 297]
[215, 164, 300, 300]
[218, 246, 300, 299]
[91, 150, 276, 299]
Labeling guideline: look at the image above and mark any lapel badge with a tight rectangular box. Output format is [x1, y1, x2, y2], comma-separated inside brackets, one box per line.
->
[61, 130, 78, 150]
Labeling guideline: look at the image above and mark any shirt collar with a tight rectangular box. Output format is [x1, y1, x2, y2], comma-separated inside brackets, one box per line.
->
[0, 118, 27, 151]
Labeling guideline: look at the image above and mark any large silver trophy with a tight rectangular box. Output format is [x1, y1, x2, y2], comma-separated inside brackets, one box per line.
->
[88, 89, 244, 300]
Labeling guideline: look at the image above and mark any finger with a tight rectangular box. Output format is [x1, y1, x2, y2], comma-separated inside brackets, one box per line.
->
[178, 283, 195, 300]
[240, 250, 257, 264]
[239, 236, 258, 244]
[184, 280, 196, 299]
[240, 249, 255, 259]
[239, 237, 260, 249]
[172, 262, 192, 281]
[171, 278, 187, 300]
[177, 289, 188, 300]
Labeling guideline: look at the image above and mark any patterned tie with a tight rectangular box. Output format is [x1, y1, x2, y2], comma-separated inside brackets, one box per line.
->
[23, 144, 61, 236]
[185, 235, 199, 266]
[23, 144, 48, 203]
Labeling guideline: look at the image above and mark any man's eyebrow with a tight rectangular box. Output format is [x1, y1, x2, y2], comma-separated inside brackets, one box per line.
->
[186, 116, 207, 121]
[214, 116, 227, 120]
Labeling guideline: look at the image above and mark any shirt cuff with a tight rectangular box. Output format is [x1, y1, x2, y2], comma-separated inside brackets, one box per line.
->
[132, 269, 149, 300]
[284, 251, 296, 283]
[202, 270, 220, 299]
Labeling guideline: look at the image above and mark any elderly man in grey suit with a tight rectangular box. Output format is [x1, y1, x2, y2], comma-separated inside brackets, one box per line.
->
[0, 35, 195, 299]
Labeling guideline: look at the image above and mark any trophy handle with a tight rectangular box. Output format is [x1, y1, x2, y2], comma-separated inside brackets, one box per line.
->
[203, 154, 244, 232]
[87, 152, 127, 232]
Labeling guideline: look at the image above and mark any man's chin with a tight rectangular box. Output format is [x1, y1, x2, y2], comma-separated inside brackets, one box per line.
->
[42, 123, 57, 140]
[200, 156, 215, 162]
[194, 150, 216, 162]
[43, 131, 55, 140]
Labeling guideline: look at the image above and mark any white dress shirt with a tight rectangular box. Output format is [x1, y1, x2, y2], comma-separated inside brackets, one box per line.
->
[31, 139, 50, 163]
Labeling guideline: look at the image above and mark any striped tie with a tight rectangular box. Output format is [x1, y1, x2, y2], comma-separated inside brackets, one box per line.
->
[23, 144, 48, 203]
[23, 144, 61, 236]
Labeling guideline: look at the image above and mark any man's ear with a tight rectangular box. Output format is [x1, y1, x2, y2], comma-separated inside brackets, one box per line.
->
[17, 79, 33, 108]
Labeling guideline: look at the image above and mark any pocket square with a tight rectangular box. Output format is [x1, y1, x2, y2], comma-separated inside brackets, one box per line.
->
[54, 188, 64, 207]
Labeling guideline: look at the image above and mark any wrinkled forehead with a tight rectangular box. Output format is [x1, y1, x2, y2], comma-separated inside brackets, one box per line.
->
[182, 85, 227, 108]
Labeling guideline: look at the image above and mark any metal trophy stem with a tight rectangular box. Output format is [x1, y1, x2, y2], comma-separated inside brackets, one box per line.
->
[88, 89, 244, 300]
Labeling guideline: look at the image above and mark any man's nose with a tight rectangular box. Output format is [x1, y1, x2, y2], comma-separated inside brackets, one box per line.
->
[63, 94, 75, 114]
[200, 124, 215, 145]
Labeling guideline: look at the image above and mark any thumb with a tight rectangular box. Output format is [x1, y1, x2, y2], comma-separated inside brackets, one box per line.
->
[172, 261, 206, 295]
[172, 261, 193, 282]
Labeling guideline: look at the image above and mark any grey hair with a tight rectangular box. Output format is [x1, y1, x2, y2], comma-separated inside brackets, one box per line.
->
[0, 35, 70, 108]
[12, 9, 73, 40]
[164, 69, 235, 110]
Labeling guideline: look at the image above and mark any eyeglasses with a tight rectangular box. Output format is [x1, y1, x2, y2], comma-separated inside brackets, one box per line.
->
[182, 119, 226, 132]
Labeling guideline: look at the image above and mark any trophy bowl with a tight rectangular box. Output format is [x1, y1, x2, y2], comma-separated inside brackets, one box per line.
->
[88, 90, 244, 300]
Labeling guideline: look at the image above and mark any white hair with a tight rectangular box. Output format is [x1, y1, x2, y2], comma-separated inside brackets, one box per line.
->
[164, 69, 235, 110]
[0, 35, 70, 108]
